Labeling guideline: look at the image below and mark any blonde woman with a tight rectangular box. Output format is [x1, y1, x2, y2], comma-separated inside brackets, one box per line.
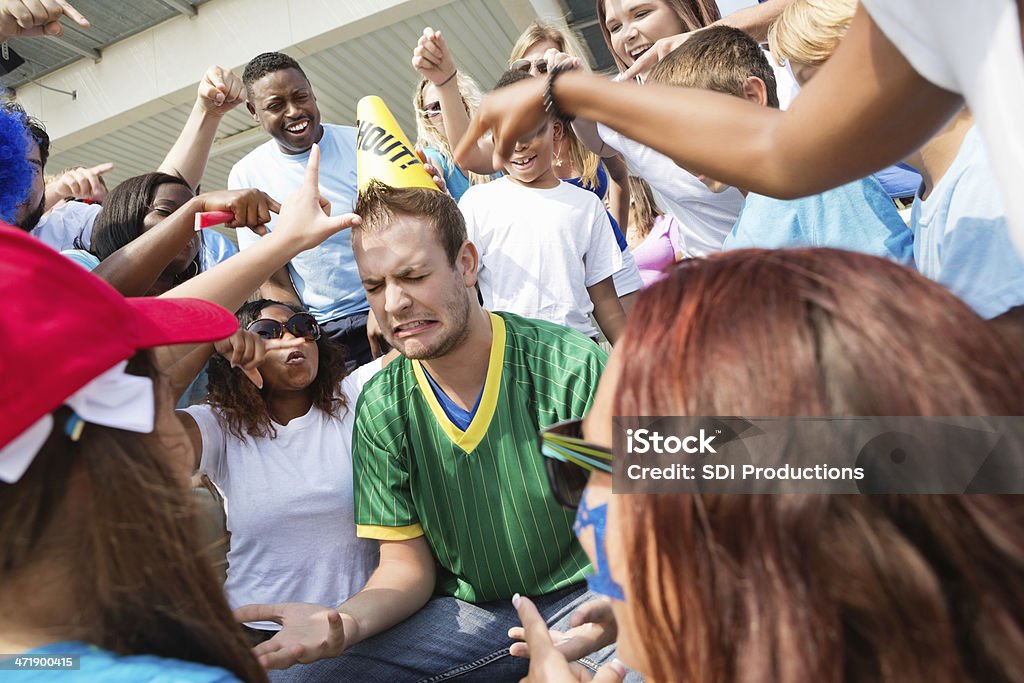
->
[412, 73, 492, 202]
[767, 0, 921, 199]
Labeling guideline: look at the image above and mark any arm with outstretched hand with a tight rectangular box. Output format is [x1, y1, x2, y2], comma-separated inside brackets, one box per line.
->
[456, 6, 960, 202]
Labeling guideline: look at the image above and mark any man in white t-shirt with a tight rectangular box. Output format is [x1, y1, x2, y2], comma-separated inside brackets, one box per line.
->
[230, 52, 372, 367]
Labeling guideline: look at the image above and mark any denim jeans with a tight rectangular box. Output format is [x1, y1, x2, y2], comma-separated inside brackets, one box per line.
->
[268, 583, 638, 682]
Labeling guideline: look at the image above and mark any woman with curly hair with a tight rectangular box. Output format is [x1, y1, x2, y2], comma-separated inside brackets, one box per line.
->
[177, 298, 382, 643]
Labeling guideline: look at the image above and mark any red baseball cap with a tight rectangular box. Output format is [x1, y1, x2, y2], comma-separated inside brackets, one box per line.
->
[0, 224, 239, 450]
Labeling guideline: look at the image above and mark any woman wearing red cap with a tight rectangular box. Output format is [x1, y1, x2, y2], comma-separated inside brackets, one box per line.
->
[0, 144, 358, 681]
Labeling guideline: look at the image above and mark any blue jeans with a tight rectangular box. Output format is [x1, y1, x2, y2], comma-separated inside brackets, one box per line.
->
[268, 584, 636, 682]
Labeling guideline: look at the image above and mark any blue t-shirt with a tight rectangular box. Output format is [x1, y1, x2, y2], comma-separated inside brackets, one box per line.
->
[723, 175, 914, 264]
[422, 146, 471, 203]
[563, 163, 628, 251]
[911, 126, 1024, 319]
[229, 124, 368, 324]
[422, 365, 482, 432]
[11, 641, 239, 681]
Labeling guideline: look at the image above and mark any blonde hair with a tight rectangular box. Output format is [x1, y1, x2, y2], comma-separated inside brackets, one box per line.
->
[412, 74, 492, 188]
[627, 175, 664, 244]
[767, 0, 858, 68]
[508, 20, 601, 190]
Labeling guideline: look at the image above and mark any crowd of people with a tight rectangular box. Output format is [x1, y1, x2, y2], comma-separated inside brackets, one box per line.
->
[1, 0, 1023, 681]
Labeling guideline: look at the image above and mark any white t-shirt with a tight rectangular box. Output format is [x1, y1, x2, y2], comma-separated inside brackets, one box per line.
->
[229, 124, 368, 323]
[183, 359, 383, 630]
[861, 0, 1024, 257]
[30, 200, 101, 251]
[596, 123, 745, 256]
[460, 177, 622, 338]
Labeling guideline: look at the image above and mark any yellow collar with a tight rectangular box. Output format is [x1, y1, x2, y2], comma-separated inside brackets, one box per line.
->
[411, 312, 505, 454]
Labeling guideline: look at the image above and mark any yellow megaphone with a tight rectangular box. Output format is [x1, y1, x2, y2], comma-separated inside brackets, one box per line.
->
[356, 95, 438, 192]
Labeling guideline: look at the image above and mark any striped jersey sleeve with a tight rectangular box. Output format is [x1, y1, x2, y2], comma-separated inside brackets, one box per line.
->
[352, 366, 423, 539]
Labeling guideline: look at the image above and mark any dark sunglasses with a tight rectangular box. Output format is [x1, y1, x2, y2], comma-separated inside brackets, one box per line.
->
[539, 418, 612, 509]
[419, 101, 443, 118]
[246, 312, 321, 342]
[510, 58, 548, 75]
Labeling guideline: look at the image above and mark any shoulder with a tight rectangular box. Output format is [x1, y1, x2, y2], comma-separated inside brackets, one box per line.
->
[60, 248, 100, 271]
[230, 139, 278, 175]
[52, 200, 102, 223]
[500, 312, 607, 371]
[341, 357, 384, 402]
[322, 124, 358, 149]
[461, 177, 505, 200]
[557, 181, 611, 213]
[355, 357, 414, 422]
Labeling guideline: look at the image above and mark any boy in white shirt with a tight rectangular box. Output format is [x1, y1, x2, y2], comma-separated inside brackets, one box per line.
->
[458, 70, 626, 343]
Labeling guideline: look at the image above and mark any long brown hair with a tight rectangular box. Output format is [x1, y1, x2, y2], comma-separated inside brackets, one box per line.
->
[613, 249, 1024, 683]
[596, 0, 721, 72]
[626, 175, 664, 243]
[206, 300, 349, 441]
[0, 355, 266, 682]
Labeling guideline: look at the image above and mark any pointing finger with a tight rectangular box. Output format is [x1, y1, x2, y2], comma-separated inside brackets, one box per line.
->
[304, 143, 321, 188]
[56, 0, 90, 27]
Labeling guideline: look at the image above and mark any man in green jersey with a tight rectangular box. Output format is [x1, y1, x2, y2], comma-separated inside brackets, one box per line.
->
[238, 181, 618, 681]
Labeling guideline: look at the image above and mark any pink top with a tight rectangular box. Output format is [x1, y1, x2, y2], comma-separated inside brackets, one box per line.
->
[631, 214, 682, 286]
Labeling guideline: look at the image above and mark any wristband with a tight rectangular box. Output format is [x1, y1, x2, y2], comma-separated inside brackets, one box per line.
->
[438, 69, 458, 87]
[543, 63, 575, 123]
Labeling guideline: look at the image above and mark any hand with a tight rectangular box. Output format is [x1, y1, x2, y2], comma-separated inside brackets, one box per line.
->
[411, 26, 457, 86]
[274, 143, 362, 250]
[0, 0, 88, 39]
[198, 188, 281, 234]
[618, 31, 695, 82]
[416, 148, 449, 195]
[212, 328, 304, 389]
[543, 48, 583, 74]
[456, 77, 547, 171]
[198, 65, 244, 117]
[46, 162, 112, 203]
[509, 599, 618, 662]
[513, 594, 626, 683]
[234, 602, 347, 670]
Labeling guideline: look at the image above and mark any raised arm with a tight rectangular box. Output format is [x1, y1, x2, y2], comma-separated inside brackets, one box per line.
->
[412, 27, 497, 174]
[91, 188, 278, 297]
[162, 145, 360, 310]
[158, 66, 245, 191]
[459, 6, 961, 200]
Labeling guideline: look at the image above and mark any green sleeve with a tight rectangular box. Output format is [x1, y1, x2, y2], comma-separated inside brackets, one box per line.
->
[352, 389, 420, 529]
